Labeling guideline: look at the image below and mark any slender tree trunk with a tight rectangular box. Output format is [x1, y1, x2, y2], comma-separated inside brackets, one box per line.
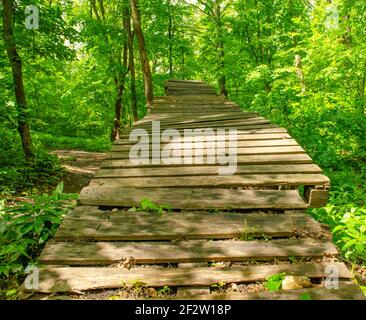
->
[168, 0, 173, 78]
[130, 0, 153, 110]
[130, 0, 152, 103]
[111, 18, 129, 142]
[2, 0, 34, 163]
[214, 1, 228, 98]
[126, 11, 138, 122]
[111, 77, 123, 141]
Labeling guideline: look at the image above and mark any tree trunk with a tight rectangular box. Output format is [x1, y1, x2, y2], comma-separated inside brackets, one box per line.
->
[2, 0, 34, 163]
[214, 1, 228, 98]
[126, 14, 138, 122]
[130, 0, 153, 110]
[111, 15, 129, 142]
[168, 0, 173, 78]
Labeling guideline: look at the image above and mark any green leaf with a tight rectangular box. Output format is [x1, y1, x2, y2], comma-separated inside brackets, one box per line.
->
[299, 292, 312, 300]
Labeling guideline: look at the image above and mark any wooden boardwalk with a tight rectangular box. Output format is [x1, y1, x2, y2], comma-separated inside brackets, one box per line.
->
[25, 80, 364, 300]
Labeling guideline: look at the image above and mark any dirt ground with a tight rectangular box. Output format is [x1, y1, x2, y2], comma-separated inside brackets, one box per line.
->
[51, 150, 107, 193]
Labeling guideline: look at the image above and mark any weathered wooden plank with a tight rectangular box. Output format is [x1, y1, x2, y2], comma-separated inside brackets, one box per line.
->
[96, 164, 322, 178]
[306, 188, 330, 208]
[172, 284, 366, 300]
[38, 239, 339, 265]
[101, 154, 313, 169]
[131, 117, 268, 130]
[120, 125, 282, 138]
[90, 174, 329, 189]
[120, 128, 288, 140]
[154, 95, 223, 101]
[111, 139, 299, 152]
[123, 119, 272, 133]
[109, 146, 306, 160]
[114, 133, 292, 145]
[55, 210, 322, 241]
[30, 263, 351, 293]
[78, 187, 308, 209]
[136, 112, 259, 125]
[150, 109, 241, 114]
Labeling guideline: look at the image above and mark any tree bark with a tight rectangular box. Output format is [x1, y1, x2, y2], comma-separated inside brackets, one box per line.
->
[130, 0, 153, 110]
[168, 0, 173, 78]
[126, 16, 138, 122]
[2, 0, 34, 163]
[214, 1, 228, 98]
[111, 15, 129, 142]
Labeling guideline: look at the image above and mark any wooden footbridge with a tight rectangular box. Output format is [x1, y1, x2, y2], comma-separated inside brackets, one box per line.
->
[25, 80, 364, 300]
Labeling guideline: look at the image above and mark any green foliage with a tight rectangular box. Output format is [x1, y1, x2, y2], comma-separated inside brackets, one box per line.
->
[0, 147, 64, 194]
[312, 203, 366, 265]
[129, 198, 173, 216]
[299, 292, 312, 300]
[265, 272, 286, 292]
[0, 183, 77, 287]
[35, 133, 111, 153]
[211, 281, 226, 288]
[158, 285, 173, 296]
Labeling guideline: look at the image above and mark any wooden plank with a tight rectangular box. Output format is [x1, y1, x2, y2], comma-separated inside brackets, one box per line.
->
[120, 128, 288, 140]
[38, 239, 339, 265]
[101, 154, 313, 169]
[90, 174, 329, 188]
[132, 117, 267, 130]
[95, 164, 322, 178]
[55, 210, 322, 241]
[111, 139, 299, 152]
[136, 112, 259, 125]
[114, 133, 292, 145]
[154, 96, 222, 102]
[306, 189, 330, 208]
[150, 108, 241, 114]
[176, 263, 211, 296]
[150, 109, 241, 114]
[31, 262, 352, 293]
[120, 125, 282, 138]
[171, 284, 366, 300]
[109, 146, 306, 160]
[78, 187, 308, 209]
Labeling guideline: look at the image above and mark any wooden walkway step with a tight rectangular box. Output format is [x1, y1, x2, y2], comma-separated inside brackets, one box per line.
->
[25, 80, 363, 300]
[39, 239, 338, 265]
[55, 210, 323, 241]
[78, 188, 308, 209]
[32, 263, 351, 293]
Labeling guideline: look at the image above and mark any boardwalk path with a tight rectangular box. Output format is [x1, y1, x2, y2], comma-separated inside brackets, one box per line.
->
[26, 80, 364, 299]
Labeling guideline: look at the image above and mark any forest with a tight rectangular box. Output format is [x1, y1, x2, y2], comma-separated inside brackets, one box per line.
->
[0, 0, 365, 300]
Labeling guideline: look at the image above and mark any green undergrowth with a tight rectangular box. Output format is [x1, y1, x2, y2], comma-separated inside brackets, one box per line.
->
[129, 198, 173, 216]
[0, 182, 77, 298]
[35, 132, 111, 152]
[235, 96, 366, 268]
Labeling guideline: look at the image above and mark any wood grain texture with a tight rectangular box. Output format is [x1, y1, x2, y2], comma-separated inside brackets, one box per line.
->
[32, 263, 350, 293]
[38, 239, 339, 265]
[78, 187, 308, 209]
[95, 164, 322, 178]
[90, 174, 329, 188]
[55, 210, 322, 241]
